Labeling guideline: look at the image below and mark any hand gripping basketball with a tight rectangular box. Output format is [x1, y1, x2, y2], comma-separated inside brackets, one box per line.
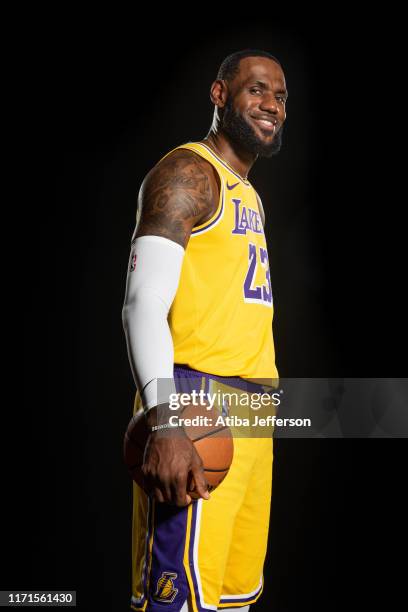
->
[124, 402, 233, 505]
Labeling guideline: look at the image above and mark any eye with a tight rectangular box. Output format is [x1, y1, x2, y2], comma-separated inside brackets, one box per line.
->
[276, 96, 286, 104]
[250, 88, 262, 95]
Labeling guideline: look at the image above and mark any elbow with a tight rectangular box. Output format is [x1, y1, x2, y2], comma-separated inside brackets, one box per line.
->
[122, 288, 169, 335]
[122, 295, 142, 331]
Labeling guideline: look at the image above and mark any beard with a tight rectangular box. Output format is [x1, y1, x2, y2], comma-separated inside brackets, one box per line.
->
[221, 97, 283, 158]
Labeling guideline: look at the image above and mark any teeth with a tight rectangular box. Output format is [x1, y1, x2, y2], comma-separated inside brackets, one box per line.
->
[257, 119, 276, 129]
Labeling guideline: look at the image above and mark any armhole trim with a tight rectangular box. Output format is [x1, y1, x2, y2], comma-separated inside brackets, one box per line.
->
[190, 174, 224, 236]
[155, 143, 225, 236]
[175, 145, 225, 236]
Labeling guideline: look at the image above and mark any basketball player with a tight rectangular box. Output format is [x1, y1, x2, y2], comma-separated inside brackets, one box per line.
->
[122, 49, 288, 612]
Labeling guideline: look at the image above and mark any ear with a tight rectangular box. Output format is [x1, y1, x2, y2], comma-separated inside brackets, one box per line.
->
[209, 79, 228, 109]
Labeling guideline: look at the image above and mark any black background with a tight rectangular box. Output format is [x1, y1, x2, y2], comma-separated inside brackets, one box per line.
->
[11, 10, 407, 612]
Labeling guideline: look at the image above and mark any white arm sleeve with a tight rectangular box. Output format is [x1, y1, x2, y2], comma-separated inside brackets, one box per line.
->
[122, 235, 185, 412]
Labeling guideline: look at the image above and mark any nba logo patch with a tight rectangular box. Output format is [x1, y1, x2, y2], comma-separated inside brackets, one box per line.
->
[130, 252, 137, 272]
[153, 571, 178, 603]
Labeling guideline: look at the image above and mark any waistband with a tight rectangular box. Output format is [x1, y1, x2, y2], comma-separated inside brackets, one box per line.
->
[173, 364, 274, 394]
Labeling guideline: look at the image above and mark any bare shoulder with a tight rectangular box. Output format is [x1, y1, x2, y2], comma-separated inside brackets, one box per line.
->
[133, 148, 219, 248]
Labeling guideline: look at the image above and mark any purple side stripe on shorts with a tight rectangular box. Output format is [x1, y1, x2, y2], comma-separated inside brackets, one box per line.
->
[146, 501, 190, 609]
[188, 500, 206, 611]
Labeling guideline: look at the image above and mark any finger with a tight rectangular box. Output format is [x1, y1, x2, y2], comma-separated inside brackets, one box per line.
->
[159, 476, 173, 504]
[190, 465, 210, 500]
[170, 474, 190, 507]
[141, 470, 154, 496]
[143, 470, 164, 502]
[152, 486, 165, 504]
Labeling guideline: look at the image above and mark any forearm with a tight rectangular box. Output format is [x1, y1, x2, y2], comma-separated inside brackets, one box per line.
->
[122, 286, 175, 409]
[122, 235, 184, 412]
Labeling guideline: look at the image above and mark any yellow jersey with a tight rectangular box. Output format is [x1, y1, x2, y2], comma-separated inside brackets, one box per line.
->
[159, 141, 278, 380]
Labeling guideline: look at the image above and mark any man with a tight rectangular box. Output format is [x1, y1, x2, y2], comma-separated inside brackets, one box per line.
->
[122, 49, 288, 612]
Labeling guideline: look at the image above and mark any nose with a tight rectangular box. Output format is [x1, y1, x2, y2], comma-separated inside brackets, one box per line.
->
[259, 93, 280, 115]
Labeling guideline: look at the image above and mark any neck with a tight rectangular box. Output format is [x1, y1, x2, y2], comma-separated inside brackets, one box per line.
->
[202, 130, 257, 181]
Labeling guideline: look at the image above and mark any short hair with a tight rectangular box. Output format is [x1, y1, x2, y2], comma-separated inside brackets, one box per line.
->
[217, 49, 282, 83]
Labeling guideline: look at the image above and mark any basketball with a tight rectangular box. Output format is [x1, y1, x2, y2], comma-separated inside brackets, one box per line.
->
[124, 403, 234, 497]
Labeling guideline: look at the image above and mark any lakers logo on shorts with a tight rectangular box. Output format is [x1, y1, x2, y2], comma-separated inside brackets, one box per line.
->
[153, 571, 179, 603]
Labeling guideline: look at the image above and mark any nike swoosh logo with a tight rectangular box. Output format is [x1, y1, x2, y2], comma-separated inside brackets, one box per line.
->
[226, 181, 239, 190]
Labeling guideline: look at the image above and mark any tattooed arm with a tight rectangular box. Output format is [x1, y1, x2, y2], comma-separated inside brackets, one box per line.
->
[123, 149, 218, 506]
[133, 148, 219, 246]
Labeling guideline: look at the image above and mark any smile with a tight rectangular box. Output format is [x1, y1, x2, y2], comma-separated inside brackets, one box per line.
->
[252, 117, 277, 133]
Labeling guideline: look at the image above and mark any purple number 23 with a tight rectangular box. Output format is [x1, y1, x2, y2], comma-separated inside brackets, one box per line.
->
[243, 243, 273, 306]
